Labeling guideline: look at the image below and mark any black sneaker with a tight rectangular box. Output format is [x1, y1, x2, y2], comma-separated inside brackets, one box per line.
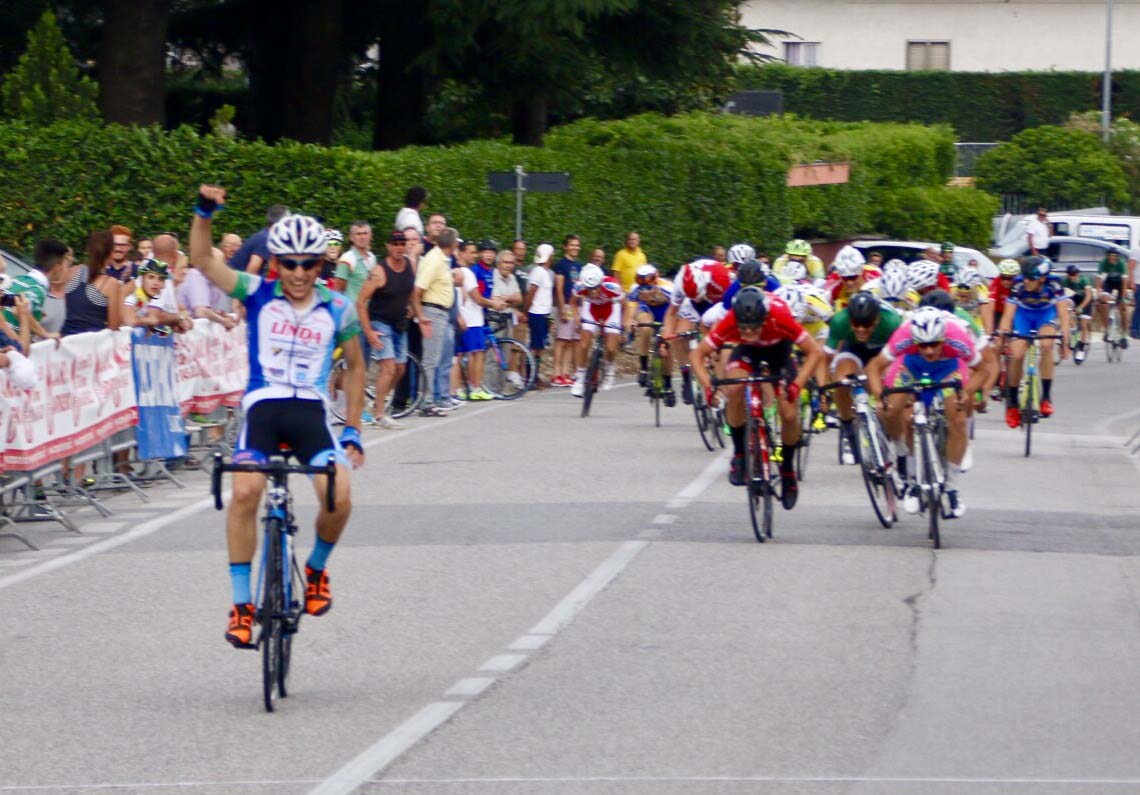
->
[663, 389, 676, 408]
[729, 454, 746, 486]
[681, 384, 693, 405]
[946, 488, 965, 518]
[637, 369, 648, 387]
[1122, 337, 1130, 350]
[780, 470, 798, 509]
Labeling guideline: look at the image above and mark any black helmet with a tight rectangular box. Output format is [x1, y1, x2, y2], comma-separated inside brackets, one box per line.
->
[1021, 255, 1049, 279]
[734, 286, 768, 328]
[737, 259, 766, 286]
[918, 289, 955, 313]
[477, 238, 499, 253]
[847, 291, 881, 326]
[1065, 263, 1081, 275]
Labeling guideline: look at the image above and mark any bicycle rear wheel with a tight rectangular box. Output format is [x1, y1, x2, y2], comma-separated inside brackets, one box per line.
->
[387, 353, 425, 418]
[483, 339, 534, 400]
[857, 417, 895, 528]
[581, 344, 603, 418]
[744, 414, 768, 543]
[261, 518, 285, 712]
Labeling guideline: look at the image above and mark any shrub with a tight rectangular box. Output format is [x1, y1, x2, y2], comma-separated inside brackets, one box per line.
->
[0, 10, 98, 125]
[875, 186, 999, 251]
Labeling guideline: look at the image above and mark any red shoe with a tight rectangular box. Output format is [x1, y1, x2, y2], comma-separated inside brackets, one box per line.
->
[225, 603, 256, 648]
[304, 565, 332, 616]
[1005, 406, 1020, 429]
[1040, 399, 1054, 418]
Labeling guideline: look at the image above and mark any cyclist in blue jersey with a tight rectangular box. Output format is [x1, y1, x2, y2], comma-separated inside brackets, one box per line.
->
[189, 185, 366, 649]
[999, 256, 1070, 428]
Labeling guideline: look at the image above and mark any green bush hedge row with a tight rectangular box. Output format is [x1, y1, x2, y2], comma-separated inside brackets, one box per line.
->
[0, 112, 995, 266]
[736, 64, 1140, 142]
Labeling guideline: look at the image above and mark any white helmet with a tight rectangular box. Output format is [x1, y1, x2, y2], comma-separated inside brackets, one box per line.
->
[773, 284, 807, 320]
[906, 260, 940, 291]
[782, 260, 807, 282]
[954, 265, 982, 289]
[832, 245, 866, 278]
[635, 263, 657, 279]
[268, 214, 328, 256]
[802, 285, 835, 323]
[880, 267, 910, 300]
[579, 263, 604, 288]
[909, 306, 947, 343]
[727, 243, 756, 265]
[883, 258, 907, 275]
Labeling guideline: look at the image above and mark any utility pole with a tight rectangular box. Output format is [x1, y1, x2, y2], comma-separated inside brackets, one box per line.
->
[1103, 0, 1113, 143]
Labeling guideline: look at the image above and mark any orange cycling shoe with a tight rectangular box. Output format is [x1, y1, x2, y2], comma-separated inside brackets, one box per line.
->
[1005, 406, 1020, 429]
[305, 566, 332, 616]
[1040, 399, 1054, 417]
[226, 603, 256, 648]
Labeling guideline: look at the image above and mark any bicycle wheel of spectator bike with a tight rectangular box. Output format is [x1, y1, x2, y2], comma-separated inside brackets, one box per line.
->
[482, 339, 535, 400]
[387, 353, 426, 418]
[692, 387, 716, 451]
[581, 345, 604, 418]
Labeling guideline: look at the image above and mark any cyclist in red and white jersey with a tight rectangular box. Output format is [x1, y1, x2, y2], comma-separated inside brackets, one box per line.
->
[570, 263, 625, 395]
[662, 258, 732, 403]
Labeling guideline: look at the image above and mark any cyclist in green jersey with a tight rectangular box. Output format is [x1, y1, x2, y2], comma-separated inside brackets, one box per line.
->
[1062, 264, 1093, 362]
[824, 292, 903, 463]
[1096, 251, 1132, 344]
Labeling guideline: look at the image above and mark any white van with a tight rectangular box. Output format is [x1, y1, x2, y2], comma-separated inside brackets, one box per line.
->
[993, 210, 1140, 254]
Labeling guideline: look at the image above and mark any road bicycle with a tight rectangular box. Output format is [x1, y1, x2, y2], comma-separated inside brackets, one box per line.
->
[478, 312, 536, 399]
[795, 380, 820, 481]
[822, 374, 897, 528]
[579, 320, 621, 418]
[636, 321, 670, 427]
[1003, 330, 1063, 458]
[712, 372, 785, 543]
[329, 350, 426, 424]
[674, 330, 724, 450]
[881, 378, 961, 549]
[1103, 290, 1125, 364]
[212, 451, 337, 712]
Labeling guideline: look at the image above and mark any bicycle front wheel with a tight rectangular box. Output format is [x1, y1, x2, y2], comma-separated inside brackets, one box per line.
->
[693, 389, 716, 451]
[1021, 375, 1036, 458]
[796, 396, 813, 481]
[261, 518, 285, 712]
[483, 338, 534, 400]
[581, 344, 603, 418]
[919, 429, 942, 549]
[857, 417, 894, 528]
[744, 415, 767, 543]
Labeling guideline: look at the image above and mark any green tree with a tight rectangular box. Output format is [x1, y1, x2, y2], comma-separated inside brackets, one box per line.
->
[0, 9, 99, 124]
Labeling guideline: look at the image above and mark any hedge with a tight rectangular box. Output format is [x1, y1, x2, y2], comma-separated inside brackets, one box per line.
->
[0, 113, 996, 265]
[736, 64, 1140, 142]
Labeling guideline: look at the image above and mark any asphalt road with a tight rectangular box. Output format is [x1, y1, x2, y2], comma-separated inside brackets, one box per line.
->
[0, 344, 1138, 795]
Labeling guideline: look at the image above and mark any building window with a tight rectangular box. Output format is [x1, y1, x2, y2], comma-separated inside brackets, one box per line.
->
[784, 42, 820, 67]
[906, 41, 950, 71]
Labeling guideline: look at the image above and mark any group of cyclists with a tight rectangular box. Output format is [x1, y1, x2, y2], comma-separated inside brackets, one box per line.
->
[189, 179, 1125, 649]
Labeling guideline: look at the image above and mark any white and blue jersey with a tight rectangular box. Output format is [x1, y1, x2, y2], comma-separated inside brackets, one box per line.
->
[1009, 274, 1065, 335]
[722, 276, 781, 309]
[230, 272, 362, 412]
[628, 281, 673, 323]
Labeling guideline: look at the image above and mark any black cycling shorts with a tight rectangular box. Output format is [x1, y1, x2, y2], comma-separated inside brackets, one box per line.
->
[836, 341, 883, 367]
[727, 339, 797, 381]
[1102, 273, 1124, 296]
[236, 398, 344, 467]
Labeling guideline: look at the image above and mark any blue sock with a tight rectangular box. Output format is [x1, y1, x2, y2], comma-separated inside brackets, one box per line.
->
[229, 562, 252, 605]
[307, 537, 335, 572]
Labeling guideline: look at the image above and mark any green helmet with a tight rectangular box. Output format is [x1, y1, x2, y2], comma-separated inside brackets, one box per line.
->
[940, 241, 955, 254]
[138, 258, 169, 278]
[785, 239, 812, 257]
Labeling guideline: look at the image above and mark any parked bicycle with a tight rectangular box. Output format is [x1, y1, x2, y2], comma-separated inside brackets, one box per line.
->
[712, 372, 785, 543]
[881, 378, 961, 549]
[329, 350, 426, 424]
[459, 312, 535, 400]
[212, 451, 337, 712]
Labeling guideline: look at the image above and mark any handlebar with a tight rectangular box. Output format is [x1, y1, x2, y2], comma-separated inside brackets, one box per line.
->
[881, 378, 962, 398]
[212, 452, 337, 513]
[994, 331, 1064, 341]
[712, 374, 785, 387]
[819, 374, 868, 393]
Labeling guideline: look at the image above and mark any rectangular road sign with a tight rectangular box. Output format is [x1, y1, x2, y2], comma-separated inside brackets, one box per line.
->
[487, 172, 571, 193]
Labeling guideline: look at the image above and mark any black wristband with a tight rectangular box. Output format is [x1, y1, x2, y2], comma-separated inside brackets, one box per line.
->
[194, 194, 218, 219]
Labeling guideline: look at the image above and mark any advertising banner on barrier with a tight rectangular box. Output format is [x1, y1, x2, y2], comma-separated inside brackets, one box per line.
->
[175, 319, 248, 415]
[0, 330, 137, 472]
[132, 328, 188, 461]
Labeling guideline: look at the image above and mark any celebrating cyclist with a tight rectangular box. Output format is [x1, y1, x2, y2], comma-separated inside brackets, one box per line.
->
[189, 185, 365, 649]
[570, 263, 625, 395]
[773, 239, 826, 283]
[866, 306, 984, 519]
[825, 292, 903, 463]
[1061, 264, 1093, 362]
[999, 256, 1070, 428]
[692, 287, 824, 507]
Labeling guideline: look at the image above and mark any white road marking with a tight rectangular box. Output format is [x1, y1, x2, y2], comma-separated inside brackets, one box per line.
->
[310, 448, 731, 795]
[478, 653, 527, 673]
[507, 634, 550, 651]
[652, 513, 676, 524]
[308, 701, 464, 795]
[445, 677, 496, 698]
[368, 775, 1140, 786]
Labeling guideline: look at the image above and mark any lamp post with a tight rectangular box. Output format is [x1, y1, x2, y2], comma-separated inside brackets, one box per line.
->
[1103, 0, 1113, 143]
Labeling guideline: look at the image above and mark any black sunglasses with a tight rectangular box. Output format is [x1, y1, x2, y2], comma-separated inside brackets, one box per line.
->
[841, 274, 860, 281]
[916, 341, 941, 350]
[279, 257, 322, 272]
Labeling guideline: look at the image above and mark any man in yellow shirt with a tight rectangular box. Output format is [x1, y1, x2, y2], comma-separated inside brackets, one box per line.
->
[611, 231, 647, 294]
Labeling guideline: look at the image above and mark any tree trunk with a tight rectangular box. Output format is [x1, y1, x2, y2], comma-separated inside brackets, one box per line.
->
[511, 94, 548, 147]
[246, 0, 342, 144]
[372, 9, 429, 150]
[99, 0, 171, 125]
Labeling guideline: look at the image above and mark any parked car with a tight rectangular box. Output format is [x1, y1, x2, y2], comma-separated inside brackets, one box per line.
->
[995, 236, 1130, 277]
[850, 240, 999, 279]
[993, 211, 1140, 254]
[0, 247, 33, 290]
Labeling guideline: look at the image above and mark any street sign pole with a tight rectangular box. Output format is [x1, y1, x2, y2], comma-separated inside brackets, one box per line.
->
[514, 164, 525, 241]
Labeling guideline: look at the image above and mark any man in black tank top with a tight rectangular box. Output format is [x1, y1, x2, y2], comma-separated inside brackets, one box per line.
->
[356, 230, 416, 428]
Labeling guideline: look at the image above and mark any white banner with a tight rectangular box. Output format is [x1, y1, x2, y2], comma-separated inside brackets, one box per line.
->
[0, 330, 137, 472]
[174, 319, 248, 415]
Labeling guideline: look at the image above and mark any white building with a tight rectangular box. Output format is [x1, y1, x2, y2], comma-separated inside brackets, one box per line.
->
[743, 0, 1140, 72]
